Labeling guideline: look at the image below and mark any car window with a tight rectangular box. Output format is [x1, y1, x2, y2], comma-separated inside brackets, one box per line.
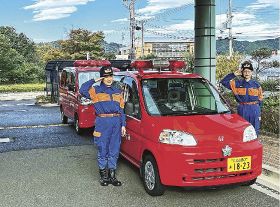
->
[142, 78, 230, 116]
[60, 70, 67, 87]
[78, 71, 100, 89]
[123, 77, 141, 119]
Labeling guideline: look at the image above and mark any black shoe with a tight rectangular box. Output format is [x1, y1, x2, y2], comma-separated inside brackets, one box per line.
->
[108, 169, 122, 186]
[99, 169, 109, 186]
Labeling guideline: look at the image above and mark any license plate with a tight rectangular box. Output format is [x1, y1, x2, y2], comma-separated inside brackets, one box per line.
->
[227, 156, 251, 172]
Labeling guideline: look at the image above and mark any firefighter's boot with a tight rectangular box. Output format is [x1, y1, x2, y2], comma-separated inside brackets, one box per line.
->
[99, 169, 109, 186]
[108, 169, 122, 186]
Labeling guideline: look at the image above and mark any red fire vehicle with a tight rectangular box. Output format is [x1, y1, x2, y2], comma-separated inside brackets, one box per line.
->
[59, 60, 119, 134]
[113, 60, 262, 196]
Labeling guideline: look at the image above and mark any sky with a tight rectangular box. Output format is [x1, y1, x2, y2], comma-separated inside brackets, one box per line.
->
[0, 0, 279, 44]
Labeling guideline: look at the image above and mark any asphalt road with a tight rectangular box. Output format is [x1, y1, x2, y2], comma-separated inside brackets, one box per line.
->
[0, 98, 279, 207]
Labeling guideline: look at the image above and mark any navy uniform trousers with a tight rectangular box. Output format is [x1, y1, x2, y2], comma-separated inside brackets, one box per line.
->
[221, 73, 263, 135]
[80, 79, 125, 169]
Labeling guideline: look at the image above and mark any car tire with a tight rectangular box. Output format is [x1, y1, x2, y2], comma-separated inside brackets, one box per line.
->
[74, 115, 82, 135]
[242, 178, 257, 186]
[60, 108, 68, 124]
[142, 154, 165, 196]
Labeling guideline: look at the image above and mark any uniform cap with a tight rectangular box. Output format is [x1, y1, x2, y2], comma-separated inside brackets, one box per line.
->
[100, 66, 113, 77]
[241, 61, 253, 71]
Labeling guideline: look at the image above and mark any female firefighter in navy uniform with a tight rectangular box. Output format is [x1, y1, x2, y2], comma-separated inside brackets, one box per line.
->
[220, 61, 263, 136]
[80, 66, 126, 186]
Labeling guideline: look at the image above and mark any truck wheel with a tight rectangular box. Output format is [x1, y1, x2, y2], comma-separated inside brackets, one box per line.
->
[242, 178, 257, 186]
[60, 108, 68, 124]
[74, 115, 82, 135]
[142, 154, 165, 196]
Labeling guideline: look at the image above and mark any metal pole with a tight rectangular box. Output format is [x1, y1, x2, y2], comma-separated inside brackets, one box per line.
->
[194, 0, 216, 85]
[141, 21, 144, 58]
[228, 0, 233, 58]
[129, 0, 136, 60]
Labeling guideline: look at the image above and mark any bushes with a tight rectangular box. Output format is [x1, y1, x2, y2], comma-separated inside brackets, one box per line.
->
[261, 79, 280, 92]
[222, 92, 279, 135]
[262, 96, 279, 134]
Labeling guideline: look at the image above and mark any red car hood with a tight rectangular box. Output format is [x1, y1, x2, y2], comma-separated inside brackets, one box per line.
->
[147, 114, 250, 145]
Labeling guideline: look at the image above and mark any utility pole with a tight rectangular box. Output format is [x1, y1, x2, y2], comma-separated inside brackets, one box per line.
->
[227, 0, 233, 58]
[129, 0, 136, 60]
[141, 21, 144, 58]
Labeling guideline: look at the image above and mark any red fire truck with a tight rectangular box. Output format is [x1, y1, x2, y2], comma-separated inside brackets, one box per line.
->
[59, 60, 119, 134]
[113, 60, 262, 196]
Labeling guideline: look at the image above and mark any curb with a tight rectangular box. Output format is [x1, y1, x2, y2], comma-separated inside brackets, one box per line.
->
[261, 164, 280, 192]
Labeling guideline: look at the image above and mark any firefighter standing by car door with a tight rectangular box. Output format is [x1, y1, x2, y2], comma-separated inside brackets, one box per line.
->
[220, 61, 263, 136]
[79, 66, 126, 186]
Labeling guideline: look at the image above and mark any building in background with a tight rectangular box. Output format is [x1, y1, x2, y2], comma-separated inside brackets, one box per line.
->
[135, 40, 194, 59]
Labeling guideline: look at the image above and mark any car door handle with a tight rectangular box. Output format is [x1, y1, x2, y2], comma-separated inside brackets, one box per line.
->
[124, 134, 130, 140]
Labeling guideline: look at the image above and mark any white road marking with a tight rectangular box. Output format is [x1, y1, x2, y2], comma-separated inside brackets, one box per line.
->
[0, 124, 70, 130]
[0, 138, 11, 143]
[251, 179, 280, 200]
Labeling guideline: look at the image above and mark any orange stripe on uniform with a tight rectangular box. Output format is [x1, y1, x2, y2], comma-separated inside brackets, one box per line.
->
[120, 95, 124, 109]
[112, 93, 125, 108]
[89, 87, 98, 103]
[96, 93, 111, 102]
[229, 80, 238, 95]
[236, 88, 246, 95]
[258, 87, 263, 101]
[248, 88, 259, 96]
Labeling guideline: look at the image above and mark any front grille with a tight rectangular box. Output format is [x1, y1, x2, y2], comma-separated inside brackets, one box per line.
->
[192, 172, 252, 181]
[191, 158, 253, 181]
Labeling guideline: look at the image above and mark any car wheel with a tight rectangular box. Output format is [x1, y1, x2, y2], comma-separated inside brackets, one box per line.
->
[74, 115, 82, 135]
[242, 178, 257, 186]
[60, 108, 68, 124]
[142, 154, 165, 196]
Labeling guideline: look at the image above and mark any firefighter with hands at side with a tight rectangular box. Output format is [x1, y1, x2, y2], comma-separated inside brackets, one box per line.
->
[79, 66, 126, 186]
[220, 61, 263, 136]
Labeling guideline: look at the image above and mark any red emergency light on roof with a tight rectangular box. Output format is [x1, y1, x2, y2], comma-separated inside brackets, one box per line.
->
[131, 60, 153, 70]
[168, 60, 186, 71]
[73, 60, 111, 67]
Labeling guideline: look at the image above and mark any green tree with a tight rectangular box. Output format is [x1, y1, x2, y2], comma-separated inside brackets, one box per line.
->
[139, 53, 157, 60]
[251, 48, 272, 78]
[183, 52, 194, 72]
[60, 29, 105, 59]
[216, 53, 244, 81]
[0, 26, 44, 84]
[0, 26, 38, 63]
[36, 44, 69, 63]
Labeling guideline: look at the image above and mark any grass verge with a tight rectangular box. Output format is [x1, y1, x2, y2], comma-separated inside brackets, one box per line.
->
[0, 83, 45, 93]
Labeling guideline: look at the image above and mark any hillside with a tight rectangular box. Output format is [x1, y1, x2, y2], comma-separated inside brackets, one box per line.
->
[217, 37, 279, 54]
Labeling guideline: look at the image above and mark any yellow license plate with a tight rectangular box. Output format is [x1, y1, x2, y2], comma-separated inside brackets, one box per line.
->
[227, 156, 251, 172]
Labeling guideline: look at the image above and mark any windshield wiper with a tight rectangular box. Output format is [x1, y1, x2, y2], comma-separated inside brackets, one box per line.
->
[218, 110, 231, 114]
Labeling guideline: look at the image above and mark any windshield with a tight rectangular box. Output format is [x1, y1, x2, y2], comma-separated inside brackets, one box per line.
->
[142, 78, 230, 116]
[78, 71, 100, 89]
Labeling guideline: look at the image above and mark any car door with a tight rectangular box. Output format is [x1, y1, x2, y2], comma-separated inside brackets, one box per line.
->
[121, 77, 142, 163]
[67, 71, 76, 120]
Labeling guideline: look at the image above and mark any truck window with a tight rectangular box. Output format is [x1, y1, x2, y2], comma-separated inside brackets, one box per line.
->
[78, 71, 100, 89]
[60, 70, 67, 87]
[123, 78, 141, 119]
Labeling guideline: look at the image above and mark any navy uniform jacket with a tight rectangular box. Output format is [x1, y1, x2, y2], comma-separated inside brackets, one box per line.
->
[79, 79, 126, 127]
[220, 73, 263, 106]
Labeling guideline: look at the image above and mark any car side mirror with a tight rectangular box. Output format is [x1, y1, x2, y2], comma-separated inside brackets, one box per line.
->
[68, 84, 75, 92]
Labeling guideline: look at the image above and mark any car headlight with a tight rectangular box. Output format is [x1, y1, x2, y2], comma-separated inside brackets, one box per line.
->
[159, 129, 197, 146]
[243, 125, 257, 142]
